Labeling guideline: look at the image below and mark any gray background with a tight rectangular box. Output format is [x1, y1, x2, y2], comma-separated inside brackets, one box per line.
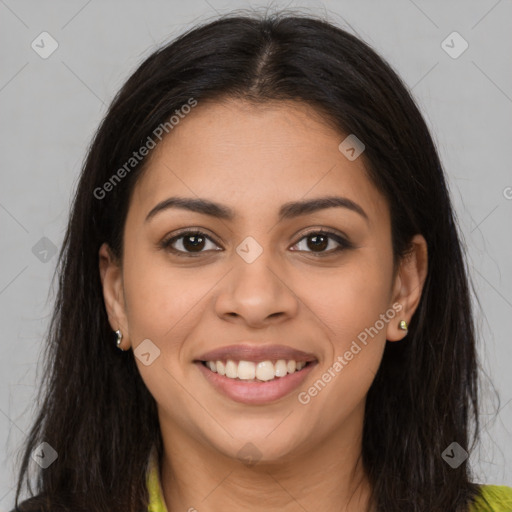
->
[1, 0, 511, 508]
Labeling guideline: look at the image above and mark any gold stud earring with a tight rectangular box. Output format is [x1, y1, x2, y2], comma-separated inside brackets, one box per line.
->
[115, 329, 125, 351]
[399, 320, 408, 331]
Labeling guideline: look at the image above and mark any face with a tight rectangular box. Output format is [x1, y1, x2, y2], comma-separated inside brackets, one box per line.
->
[100, 99, 427, 465]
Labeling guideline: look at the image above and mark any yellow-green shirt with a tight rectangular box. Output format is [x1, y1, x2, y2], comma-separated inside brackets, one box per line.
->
[146, 452, 168, 512]
[146, 451, 512, 512]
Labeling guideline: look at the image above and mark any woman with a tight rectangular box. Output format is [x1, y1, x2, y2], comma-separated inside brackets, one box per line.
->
[10, 11, 512, 512]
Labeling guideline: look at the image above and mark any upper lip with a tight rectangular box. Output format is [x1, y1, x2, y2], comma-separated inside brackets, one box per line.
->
[196, 344, 318, 363]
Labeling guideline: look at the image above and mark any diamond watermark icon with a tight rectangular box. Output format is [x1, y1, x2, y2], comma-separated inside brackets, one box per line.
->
[134, 339, 161, 366]
[32, 236, 57, 263]
[31, 32, 59, 59]
[236, 236, 263, 264]
[237, 442, 262, 467]
[338, 134, 365, 161]
[32, 442, 58, 469]
[441, 32, 468, 59]
[441, 441, 468, 468]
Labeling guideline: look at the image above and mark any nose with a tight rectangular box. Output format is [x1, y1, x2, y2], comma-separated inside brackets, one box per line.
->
[214, 251, 299, 328]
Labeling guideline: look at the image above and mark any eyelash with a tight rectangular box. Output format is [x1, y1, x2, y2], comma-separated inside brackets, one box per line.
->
[159, 228, 353, 258]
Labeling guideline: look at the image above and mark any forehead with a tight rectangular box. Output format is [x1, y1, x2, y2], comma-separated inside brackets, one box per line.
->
[130, 99, 389, 225]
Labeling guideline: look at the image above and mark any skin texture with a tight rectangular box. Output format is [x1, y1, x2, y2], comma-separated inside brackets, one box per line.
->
[99, 99, 428, 512]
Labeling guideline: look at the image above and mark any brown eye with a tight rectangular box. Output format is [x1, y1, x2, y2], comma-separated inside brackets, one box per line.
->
[291, 230, 352, 256]
[180, 233, 207, 252]
[160, 230, 222, 257]
[305, 233, 329, 251]
[160, 228, 352, 258]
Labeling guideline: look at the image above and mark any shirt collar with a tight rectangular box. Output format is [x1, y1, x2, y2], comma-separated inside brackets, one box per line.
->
[146, 447, 168, 512]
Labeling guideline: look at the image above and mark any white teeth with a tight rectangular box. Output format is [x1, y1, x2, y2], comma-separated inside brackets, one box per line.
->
[203, 358, 312, 381]
[216, 360, 225, 376]
[256, 361, 275, 381]
[225, 360, 238, 379]
[237, 360, 256, 380]
[274, 359, 288, 377]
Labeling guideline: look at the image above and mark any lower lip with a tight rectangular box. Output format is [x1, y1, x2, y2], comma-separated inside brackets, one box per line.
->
[195, 361, 317, 405]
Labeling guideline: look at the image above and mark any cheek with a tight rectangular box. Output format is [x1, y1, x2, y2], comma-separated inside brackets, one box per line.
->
[121, 250, 210, 418]
[295, 263, 392, 428]
[303, 255, 394, 350]
[122, 245, 210, 343]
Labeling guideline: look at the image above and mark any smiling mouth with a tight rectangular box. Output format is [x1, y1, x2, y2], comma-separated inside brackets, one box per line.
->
[198, 359, 316, 382]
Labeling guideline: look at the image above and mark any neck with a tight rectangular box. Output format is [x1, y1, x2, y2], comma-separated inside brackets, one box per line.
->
[158, 406, 374, 512]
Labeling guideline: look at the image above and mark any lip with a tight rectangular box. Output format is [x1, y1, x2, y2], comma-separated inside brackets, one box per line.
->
[195, 344, 317, 363]
[196, 360, 318, 405]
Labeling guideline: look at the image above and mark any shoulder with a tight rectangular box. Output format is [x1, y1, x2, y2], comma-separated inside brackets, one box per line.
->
[470, 484, 512, 512]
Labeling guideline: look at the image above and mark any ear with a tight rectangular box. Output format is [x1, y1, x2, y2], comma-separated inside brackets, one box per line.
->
[386, 234, 428, 342]
[98, 242, 130, 350]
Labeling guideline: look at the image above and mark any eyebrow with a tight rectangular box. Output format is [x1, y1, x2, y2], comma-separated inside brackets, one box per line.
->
[144, 195, 369, 224]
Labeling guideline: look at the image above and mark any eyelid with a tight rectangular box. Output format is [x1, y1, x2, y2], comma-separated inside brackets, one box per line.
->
[164, 227, 220, 244]
[291, 226, 350, 245]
